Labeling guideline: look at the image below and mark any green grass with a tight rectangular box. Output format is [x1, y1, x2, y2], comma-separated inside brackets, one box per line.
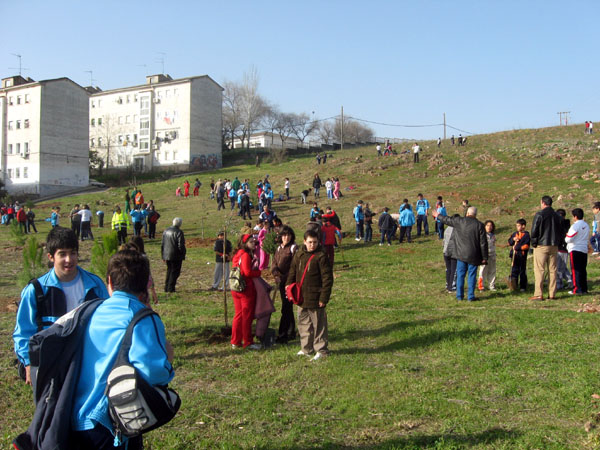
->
[2, 123, 600, 448]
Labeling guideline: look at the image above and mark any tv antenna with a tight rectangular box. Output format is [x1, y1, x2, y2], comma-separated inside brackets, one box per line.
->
[84, 70, 96, 87]
[557, 111, 571, 126]
[155, 52, 166, 74]
[9, 54, 29, 76]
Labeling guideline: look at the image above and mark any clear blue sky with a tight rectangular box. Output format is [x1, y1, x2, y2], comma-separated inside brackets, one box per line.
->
[1, 1, 597, 141]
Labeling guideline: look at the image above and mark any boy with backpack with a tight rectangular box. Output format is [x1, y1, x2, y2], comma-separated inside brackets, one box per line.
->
[508, 219, 530, 292]
[13, 227, 108, 385]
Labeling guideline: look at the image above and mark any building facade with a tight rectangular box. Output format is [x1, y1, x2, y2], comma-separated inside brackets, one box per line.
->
[89, 74, 223, 173]
[0, 76, 90, 196]
[230, 131, 304, 149]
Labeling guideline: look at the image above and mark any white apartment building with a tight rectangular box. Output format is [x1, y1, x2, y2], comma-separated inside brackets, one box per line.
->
[89, 74, 223, 172]
[0, 75, 90, 196]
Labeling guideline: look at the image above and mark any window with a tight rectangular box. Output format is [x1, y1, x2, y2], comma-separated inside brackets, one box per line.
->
[126, 115, 131, 124]
[24, 142, 29, 155]
[173, 88, 178, 96]
[173, 150, 178, 160]
[118, 116, 123, 125]
[17, 96, 22, 105]
[133, 133, 138, 142]
[7, 169, 12, 178]
[8, 121, 13, 130]
[24, 119, 29, 128]
[8, 144, 12, 154]
[98, 99, 103, 107]
[118, 135, 123, 144]
[98, 137, 103, 146]
[25, 94, 30, 103]
[126, 134, 130, 143]
[140, 120, 149, 130]
[15, 168, 20, 178]
[164, 152, 169, 161]
[140, 140, 149, 150]
[134, 94, 138, 102]
[23, 167, 28, 178]
[16, 120, 21, 129]
[8, 97, 14, 105]
[134, 114, 138, 122]
[126, 95, 130, 103]
[91, 100, 96, 108]
[155, 151, 160, 160]
[16, 143, 21, 154]
[165, 90, 170, 98]
[98, 117, 102, 126]
[91, 118, 95, 126]
[90, 138, 95, 147]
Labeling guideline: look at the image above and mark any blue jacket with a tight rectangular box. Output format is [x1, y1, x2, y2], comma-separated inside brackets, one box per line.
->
[400, 207, 416, 226]
[416, 199, 430, 216]
[354, 205, 364, 222]
[13, 267, 108, 366]
[436, 206, 447, 222]
[130, 209, 144, 223]
[71, 291, 174, 434]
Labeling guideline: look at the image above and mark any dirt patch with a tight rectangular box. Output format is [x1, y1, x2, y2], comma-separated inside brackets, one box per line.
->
[0, 296, 19, 313]
[186, 237, 216, 248]
[395, 247, 416, 254]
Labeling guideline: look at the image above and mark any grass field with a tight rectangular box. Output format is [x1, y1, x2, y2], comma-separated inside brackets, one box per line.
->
[3, 124, 600, 449]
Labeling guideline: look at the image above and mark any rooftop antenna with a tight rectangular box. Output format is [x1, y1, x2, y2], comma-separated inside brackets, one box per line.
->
[9, 54, 29, 76]
[137, 63, 148, 74]
[155, 52, 166, 74]
[84, 70, 96, 87]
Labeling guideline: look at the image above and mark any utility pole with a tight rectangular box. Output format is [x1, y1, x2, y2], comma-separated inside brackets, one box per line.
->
[557, 111, 571, 126]
[443, 113, 446, 140]
[340, 106, 344, 151]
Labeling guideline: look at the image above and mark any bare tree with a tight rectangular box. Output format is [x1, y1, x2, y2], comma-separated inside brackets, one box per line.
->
[290, 112, 318, 144]
[222, 80, 243, 149]
[91, 114, 127, 170]
[239, 67, 268, 148]
[318, 120, 336, 145]
[273, 112, 295, 149]
[334, 117, 374, 143]
[261, 103, 281, 148]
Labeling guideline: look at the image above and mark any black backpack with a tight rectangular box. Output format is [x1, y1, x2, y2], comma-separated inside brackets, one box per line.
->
[13, 298, 105, 450]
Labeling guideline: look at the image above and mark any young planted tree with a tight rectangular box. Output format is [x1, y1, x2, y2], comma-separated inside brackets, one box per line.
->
[18, 236, 47, 287]
[90, 232, 119, 278]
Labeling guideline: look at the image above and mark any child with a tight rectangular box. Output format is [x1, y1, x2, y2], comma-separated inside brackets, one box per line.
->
[508, 219, 530, 292]
[310, 203, 319, 220]
[565, 208, 590, 295]
[321, 218, 342, 264]
[399, 200, 415, 243]
[555, 209, 572, 290]
[478, 220, 497, 291]
[147, 205, 161, 239]
[26, 207, 38, 233]
[211, 231, 232, 291]
[286, 229, 333, 361]
[284, 178, 290, 200]
[435, 196, 447, 239]
[257, 220, 271, 270]
[13, 227, 109, 384]
[301, 188, 311, 204]
[175, 186, 182, 197]
[46, 206, 60, 228]
[590, 202, 600, 255]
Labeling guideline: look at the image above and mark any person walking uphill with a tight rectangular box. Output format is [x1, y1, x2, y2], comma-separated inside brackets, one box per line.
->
[433, 206, 488, 301]
[529, 195, 563, 301]
[287, 230, 334, 360]
[161, 217, 186, 293]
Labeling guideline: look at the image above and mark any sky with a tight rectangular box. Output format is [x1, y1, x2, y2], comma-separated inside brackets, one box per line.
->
[0, 1, 597, 141]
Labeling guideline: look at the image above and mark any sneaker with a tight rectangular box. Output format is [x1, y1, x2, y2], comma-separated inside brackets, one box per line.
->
[297, 350, 311, 357]
[520, 288, 525, 292]
[355, 237, 360, 241]
[379, 243, 383, 246]
[247, 343, 262, 350]
[489, 287, 497, 292]
[231, 344, 241, 349]
[312, 352, 327, 361]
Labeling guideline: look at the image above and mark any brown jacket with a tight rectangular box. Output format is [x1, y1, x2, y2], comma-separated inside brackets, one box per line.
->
[271, 243, 298, 284]
[286, 245, 333, 309]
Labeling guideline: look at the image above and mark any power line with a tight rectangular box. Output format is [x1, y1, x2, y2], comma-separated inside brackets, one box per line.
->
[345, 115, 444, 128]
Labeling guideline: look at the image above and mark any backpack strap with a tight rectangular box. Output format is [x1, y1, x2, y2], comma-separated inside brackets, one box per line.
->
[114, 308, 156, 366]
[29, 279, 46, 332]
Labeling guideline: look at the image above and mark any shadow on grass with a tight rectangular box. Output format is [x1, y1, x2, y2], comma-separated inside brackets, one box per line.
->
[345, 426, 521, 449]
[336, 327, 494, 355]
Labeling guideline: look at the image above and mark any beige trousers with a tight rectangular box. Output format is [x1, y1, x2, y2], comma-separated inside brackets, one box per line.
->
[533, 245, 558, 298]
[298, 307, 329, 355]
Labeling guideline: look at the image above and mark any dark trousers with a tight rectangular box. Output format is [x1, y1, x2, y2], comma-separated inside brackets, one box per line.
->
[133, 222, 143, 237]
[71, 220, 81, 239]
[26, 219, 37, 233]
[355, 220, 364, 239]
[416, 214, 429, 236]
[165, 260, 183, 292]
[324, 244, 335, 265]
[570, 250, 588, 294]
[413, 152, 419, 163]
[71, 424, 142, 450]
[97, 213, 104, 227]
[437, 222, 444, 239]
[19, 220, 28, 234]
[380, 229, 393, 244]
[241, 205, 252, 220]
[444, 255, 457, 291]
[510, 254, 528, 290]
[117, 226, 127, 245]
[230, 198, 236, 210]
[399, 226, 412, 243]
[217, 197, 225, 210]
[80, 221, 94, 240]
[277, 281, 295, 341]
[148, 222, 157, 239]
[365, 223, 373, 242]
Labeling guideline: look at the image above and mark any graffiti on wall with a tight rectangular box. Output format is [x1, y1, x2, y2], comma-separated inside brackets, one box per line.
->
[191, 153, 220, 170]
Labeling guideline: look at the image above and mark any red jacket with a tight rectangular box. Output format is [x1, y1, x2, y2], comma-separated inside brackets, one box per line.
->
[321, 222, 340, 246]
[232, 250, 261, 295]
[16, 208, 27, 222]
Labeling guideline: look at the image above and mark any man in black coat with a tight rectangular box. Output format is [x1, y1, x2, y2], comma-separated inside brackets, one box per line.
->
[434, 206, 488, 301]
[161, 217, 186, 293]
[529, 195, 563, 300]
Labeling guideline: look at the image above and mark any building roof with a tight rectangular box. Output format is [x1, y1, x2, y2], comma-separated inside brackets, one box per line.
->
[0, 75, 88, 93]
[89, 74, 223, 97]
